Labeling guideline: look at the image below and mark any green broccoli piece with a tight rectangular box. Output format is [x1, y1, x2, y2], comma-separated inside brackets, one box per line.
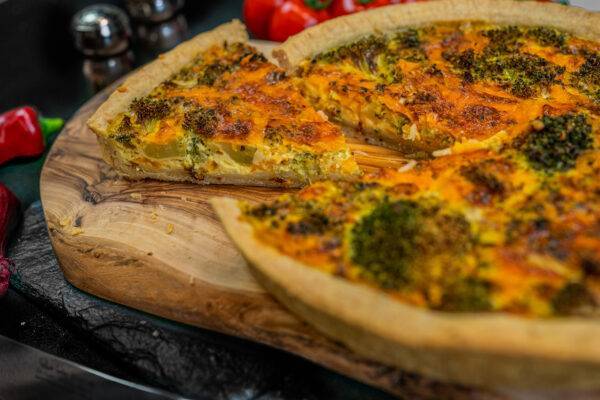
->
[570, 51, 600, 103]
[445, 26, 566, 97]
[527, 27, 567, 48]
[444, 49, 565, 97]
[182, 107, 218, 137]
[350, 200, 421, 289]
[350, 199, 472, 290]
[199, 62, 229, 86]
[519, 113, 592, 173]
[130, 97, 171, 123]
[112, 116, 135, 147]
[482, 26, 523, 55]
[395, 28, 421, 49]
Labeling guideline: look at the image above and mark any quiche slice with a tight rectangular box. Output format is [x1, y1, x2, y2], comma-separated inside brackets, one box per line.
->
[274, 0, 600, 159]
[214, 0, 600, 390]
[87, 21, 359, 187]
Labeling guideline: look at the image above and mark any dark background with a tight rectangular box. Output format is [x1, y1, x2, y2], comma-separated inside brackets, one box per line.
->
[0, 0, 244, 207]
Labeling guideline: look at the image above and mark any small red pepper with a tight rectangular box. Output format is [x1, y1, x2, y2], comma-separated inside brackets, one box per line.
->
[269, 0, 331, 42]
[0, 183, 20, 298]
[244, 0, 331, 41]
[0, 106, 64, 166]
[244, 0, 569, 41]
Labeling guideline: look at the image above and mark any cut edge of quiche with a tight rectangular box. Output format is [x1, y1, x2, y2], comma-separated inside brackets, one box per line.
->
[87, 20, 360, 187]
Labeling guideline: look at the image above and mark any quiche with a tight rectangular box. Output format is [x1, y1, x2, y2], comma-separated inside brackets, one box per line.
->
[275, 1, 600, 159]
[214, 0, 600, 390]
[87, 21, 358, 187]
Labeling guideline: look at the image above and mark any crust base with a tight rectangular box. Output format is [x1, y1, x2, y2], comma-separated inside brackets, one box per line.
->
[273, 0, 600, 69]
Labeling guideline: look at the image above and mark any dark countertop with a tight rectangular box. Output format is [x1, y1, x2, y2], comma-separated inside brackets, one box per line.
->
[3, 202, 399, 400]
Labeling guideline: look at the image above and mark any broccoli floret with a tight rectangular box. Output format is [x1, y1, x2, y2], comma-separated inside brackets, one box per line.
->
[571, 51, 600, 103]
[264, 126, 283, 145]
[437, 278, 492, 312]
[519, 113, 592, 173]
[316, 35, 386, 66]
[444, 48, 565, 97]
[199, 62, 229, 86]
[112, 116, 135, 147]
[186, 135, 209, 165]
[113, 133, 134, 146]
[288, 152, 321, 178]
[182, 107, 218, 137]
[445, 26, 566, 97]
[527, 27, 567, 48]
[130, 97, 171, 123]
[482, 26, 567, 52]
[314, 31, 423, 83]
[350, 200, 421, 289]
[482, 26, 523, 55]
[395, 28, 421, 49]
[393, 28, 428, 63]
[350, 200, 472, 290]
[443, 49, 476, 82]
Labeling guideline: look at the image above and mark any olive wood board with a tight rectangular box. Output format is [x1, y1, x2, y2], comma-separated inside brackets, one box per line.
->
[39, 42, 582, 400]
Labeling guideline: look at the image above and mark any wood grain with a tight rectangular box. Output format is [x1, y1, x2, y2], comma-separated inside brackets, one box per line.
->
[39, 45, 505, 399]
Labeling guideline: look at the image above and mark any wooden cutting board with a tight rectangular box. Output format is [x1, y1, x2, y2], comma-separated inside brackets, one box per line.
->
[39, 42, 504, 400]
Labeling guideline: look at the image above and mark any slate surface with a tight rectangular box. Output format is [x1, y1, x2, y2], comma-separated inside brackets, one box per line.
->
[5, 201, 396, 400]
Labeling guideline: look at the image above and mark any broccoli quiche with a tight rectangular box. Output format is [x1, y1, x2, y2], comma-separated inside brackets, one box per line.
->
[214, 0, 600, 390]
[87, 21, 358, 186]
[275, 1, 600, 159]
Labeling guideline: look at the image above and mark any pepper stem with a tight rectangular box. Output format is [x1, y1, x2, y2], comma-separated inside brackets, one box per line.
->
[304, 0, 332, 10]
[39, 117, 64, 141]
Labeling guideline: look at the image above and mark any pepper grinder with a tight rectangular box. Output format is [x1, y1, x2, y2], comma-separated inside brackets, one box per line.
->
[125, 0, 185, 23]
[71, 5, 134, 91]
[71, 4, 132, 57]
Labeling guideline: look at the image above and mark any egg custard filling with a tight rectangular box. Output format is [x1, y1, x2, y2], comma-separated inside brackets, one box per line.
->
[295, 22, 600, 158]
[241, 109, 600, 317]
[105, 42, 358, 186]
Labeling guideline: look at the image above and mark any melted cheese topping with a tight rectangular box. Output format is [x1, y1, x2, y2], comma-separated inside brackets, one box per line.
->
[106, 42, 358, 183]
[242, 22, 600, 317]
[297, 22, 600, 158]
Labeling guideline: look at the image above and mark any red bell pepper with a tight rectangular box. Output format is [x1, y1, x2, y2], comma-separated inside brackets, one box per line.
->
[244, 0, 569, 42]
[244, 0, 331, 41]
[329, 0, 394, 17]
[0, 106, 63, 166]
[0, 183, 20, 298]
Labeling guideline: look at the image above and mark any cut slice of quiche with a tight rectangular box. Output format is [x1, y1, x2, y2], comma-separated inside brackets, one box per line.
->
[274, 1, 600, 159]
[88, 21, 359, 187]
